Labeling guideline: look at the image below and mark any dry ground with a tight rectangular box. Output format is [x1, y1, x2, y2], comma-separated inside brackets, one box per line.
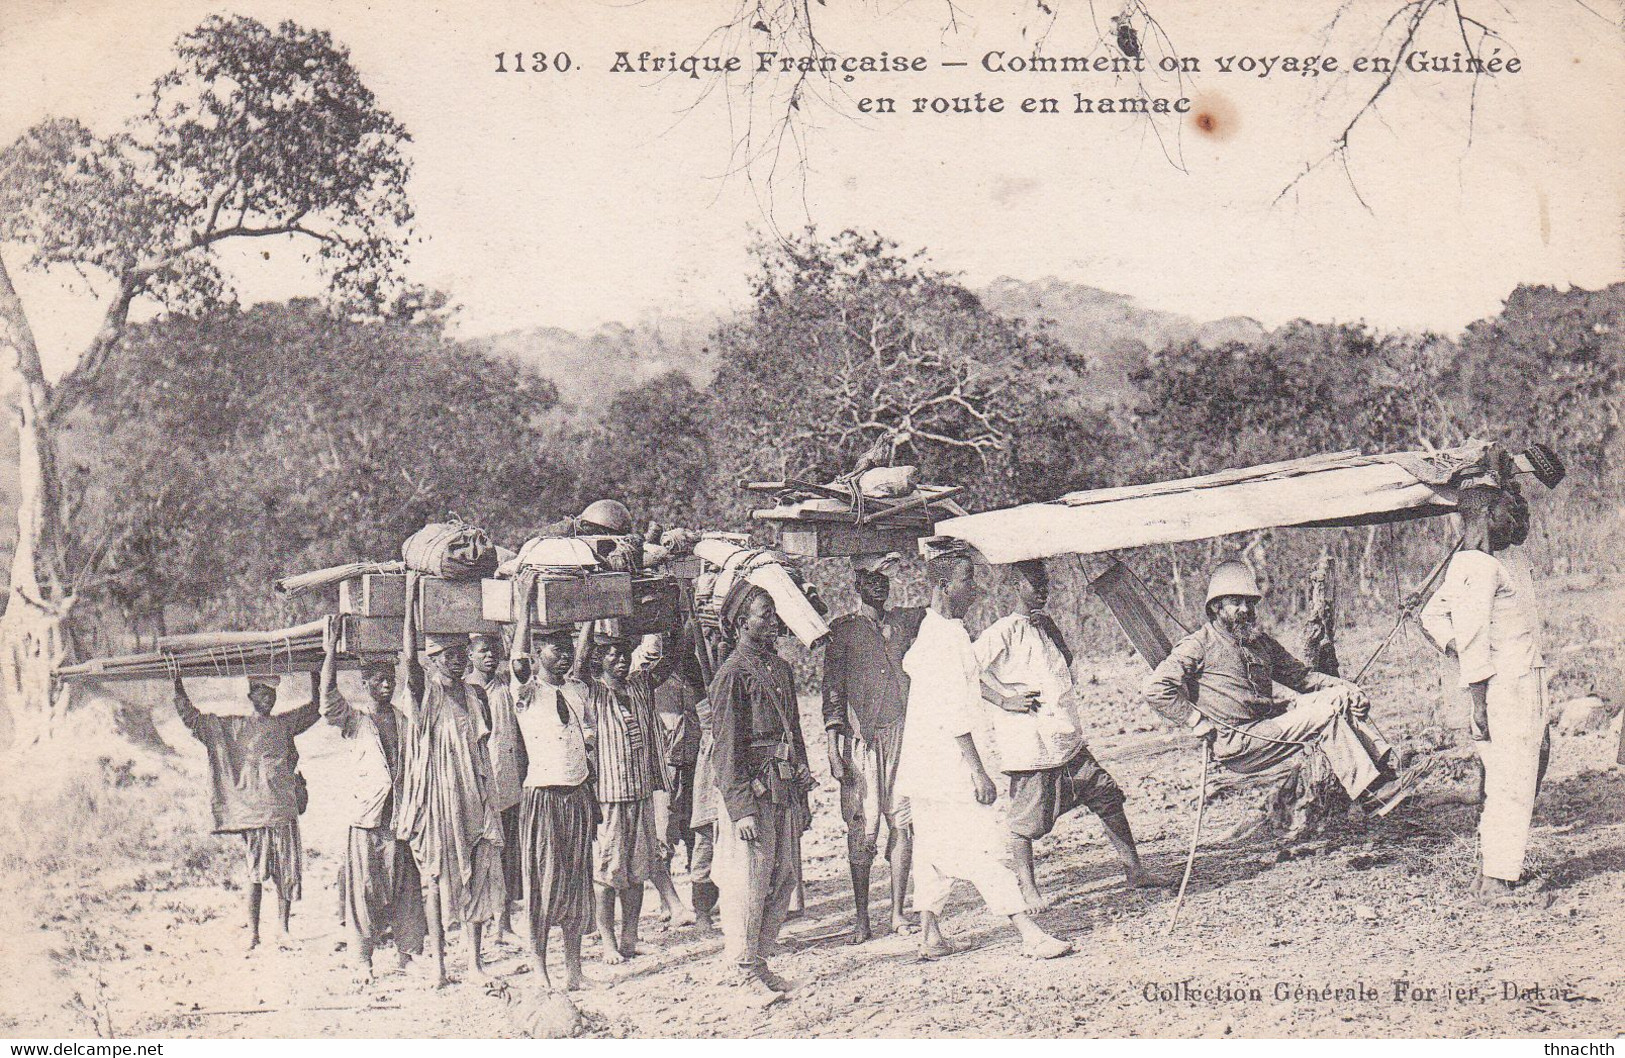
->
[2, 579, 1621, 1039]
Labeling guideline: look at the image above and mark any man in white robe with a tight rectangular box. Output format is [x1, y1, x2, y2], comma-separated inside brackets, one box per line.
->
[896, 546, 1072, 961]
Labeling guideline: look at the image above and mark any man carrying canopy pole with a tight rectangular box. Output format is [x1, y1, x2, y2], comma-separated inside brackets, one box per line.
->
[171, 670, 320, 953]
[1420, 485, 1550, 899]
[977, 559, 1173, 912]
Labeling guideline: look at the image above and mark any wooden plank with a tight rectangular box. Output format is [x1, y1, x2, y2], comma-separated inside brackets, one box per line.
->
[778, 524, 926, 558]
[418, 577, 502, 634]
[339, 573, 408, 617]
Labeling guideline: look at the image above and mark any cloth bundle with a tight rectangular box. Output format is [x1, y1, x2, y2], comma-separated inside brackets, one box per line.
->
[401, 520, 498, 580]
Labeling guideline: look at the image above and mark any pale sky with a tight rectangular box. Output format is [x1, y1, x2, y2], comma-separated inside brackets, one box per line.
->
[3, 0, 1622, 379]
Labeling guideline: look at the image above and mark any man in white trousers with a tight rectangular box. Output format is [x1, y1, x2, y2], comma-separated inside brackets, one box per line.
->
[1422, 485, 1549, 899]
[896, 544, 1072, 961]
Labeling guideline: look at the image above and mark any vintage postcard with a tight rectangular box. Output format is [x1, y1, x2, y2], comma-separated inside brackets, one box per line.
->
[1, 0, 1621, 1042]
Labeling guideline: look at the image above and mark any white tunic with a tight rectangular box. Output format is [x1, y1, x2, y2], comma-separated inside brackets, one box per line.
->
[974, 613, 1084, 772]
[896, 609, 990, 804]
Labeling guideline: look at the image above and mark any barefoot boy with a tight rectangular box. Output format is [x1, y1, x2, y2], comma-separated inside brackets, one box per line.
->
[512, 627, 598, 991]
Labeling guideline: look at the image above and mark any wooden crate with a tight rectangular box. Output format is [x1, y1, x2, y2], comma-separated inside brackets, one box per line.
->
[338, 573, 408, 617]
[340, 615, 408, 655]
[777, 524, 925, 558]
[418, 577, 503, 634]
[624, 575, 681, 636]
[667, 556, 703, 580]
[537, 572, 633, 625]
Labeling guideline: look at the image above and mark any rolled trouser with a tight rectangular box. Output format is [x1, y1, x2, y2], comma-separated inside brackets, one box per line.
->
[1478, 670, 1547, 882]
[712, 801, 797, 970]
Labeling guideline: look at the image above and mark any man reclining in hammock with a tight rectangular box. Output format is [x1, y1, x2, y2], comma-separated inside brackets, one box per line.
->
[1141, 560, 1418, 817]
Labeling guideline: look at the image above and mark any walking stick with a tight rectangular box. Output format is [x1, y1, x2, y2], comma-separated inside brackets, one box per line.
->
[1163, 739, 1212, 938]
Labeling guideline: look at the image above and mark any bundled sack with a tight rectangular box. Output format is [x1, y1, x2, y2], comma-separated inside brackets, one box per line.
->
[401, 519, 498, 580]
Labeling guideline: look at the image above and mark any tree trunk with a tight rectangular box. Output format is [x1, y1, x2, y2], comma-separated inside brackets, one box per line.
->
[0, 249, 74, 748]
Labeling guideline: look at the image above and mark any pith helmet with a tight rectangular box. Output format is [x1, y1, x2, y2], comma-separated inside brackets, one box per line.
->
[578, 499, 633, 535]
[1205, 560, 1261, 604]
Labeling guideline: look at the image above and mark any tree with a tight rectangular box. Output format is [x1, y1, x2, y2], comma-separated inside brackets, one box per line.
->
[706, 229, 1092, 520]
[0, 16, 412, 742]
[77, 300, 576, 635]
[580, 371, 718, 529]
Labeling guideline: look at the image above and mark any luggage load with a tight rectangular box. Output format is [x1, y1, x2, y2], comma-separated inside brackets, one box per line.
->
[401, 519, 498, 580]
[743, 465, 966, 557]
[692, 537, 829, 648]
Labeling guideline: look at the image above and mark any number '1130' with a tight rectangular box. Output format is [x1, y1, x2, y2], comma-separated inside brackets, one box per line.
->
[495, 52, 573, 73]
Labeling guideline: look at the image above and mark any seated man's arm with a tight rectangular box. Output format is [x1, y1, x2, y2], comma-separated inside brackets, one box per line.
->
[1142, 634, 1209, 733]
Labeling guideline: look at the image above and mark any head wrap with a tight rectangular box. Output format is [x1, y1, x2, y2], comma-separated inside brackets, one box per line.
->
[852, 552, 903, 576]
[247, 674, 281, 689]
[423, 632, 464, 656]
[917, 535, 973, 563]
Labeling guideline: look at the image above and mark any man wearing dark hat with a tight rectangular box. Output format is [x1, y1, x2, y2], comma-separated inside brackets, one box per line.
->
[709, 580, 813, 1003]
[1143, 559, 1414, 814]
[171, 670, 321, 952]
[822, 551, 924, 943]
[397, 632, 507, 988]
[320, 652, 426, 980]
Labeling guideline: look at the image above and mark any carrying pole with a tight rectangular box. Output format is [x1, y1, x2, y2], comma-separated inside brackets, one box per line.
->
[1164, 740, 1212, 938]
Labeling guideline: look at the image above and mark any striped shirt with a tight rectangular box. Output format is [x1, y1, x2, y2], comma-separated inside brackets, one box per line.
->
[589, 672, 667, 804]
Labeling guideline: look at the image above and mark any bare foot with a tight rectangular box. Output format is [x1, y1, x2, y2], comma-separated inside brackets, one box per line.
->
[396, 952, 414, 972]
[1020, 888, 1055, 913]
[564, 970, 589, 991]
[694, 912, 714, 932]
[890, 915, 917, 936]
[917, 936, 960, 961]
[1125, 867, 1179, 889]
[848, 918, 873, 945]
[666, 905, 696, 927]
[601, 946, 625, 965]
[617, 939, 641, 959]
[348, 965, 374, 988]
[1021, 935, 1073, 960]
[435, 971, 456, 990]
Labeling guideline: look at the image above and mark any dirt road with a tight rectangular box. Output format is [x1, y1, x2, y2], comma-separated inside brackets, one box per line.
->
[3, 583, 1621, 1038]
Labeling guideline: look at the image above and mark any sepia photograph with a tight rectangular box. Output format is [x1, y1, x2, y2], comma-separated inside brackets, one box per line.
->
[1, 0, 1621, 1042]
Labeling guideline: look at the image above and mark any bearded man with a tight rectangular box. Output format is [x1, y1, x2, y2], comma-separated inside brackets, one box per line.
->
[1142, 560, 1415, 815]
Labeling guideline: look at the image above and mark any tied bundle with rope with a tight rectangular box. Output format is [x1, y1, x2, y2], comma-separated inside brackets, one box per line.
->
[401, 519, 498, 580]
